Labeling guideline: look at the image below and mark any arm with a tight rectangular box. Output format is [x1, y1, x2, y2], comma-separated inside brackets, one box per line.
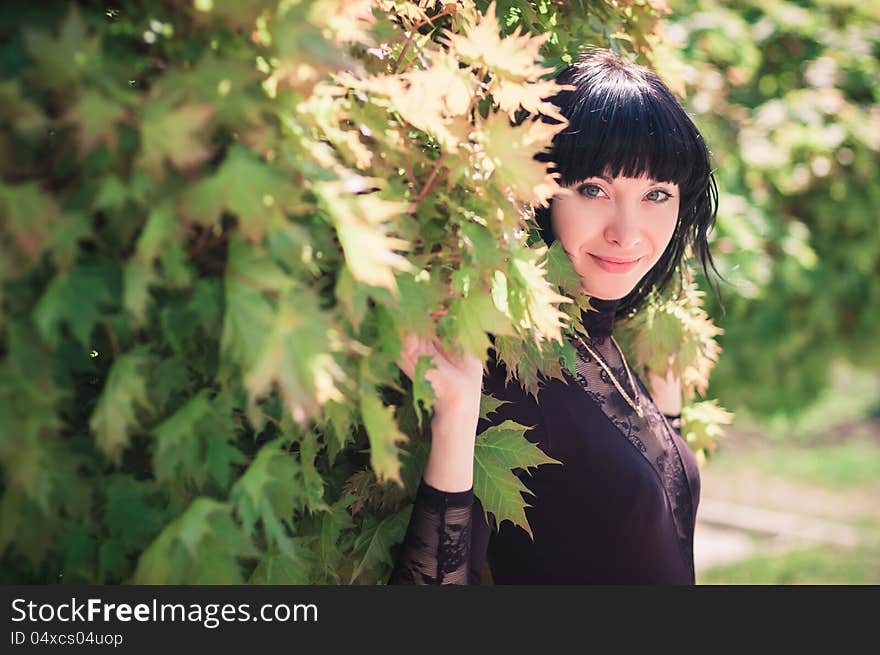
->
[387, 347, 540, 585]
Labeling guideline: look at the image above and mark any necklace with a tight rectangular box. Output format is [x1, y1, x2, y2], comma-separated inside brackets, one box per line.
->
[574, 333, 644, 418]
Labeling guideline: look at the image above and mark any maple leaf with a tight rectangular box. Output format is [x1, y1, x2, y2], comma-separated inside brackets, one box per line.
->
[64, 90, 129, 156]
[153, 390, 245, 491]
[0, 79, 48, 135]
[0, 182, 63, 269]
[243, 286, 350, 429]
[315, 178, 416, 293]
[492, 333, 566, 399]
[137, 101, 215, 178]
[473, 419, 561, 539]
[494, 78, 572, 121]
[314, 494, 355, 582]
[32, 260, 118, 348]
[22, 5, 100, 93]
[479, 390, 509, 422]
[506, 245, 573, 345]
[543, 240, 583, 297]
[181, 145, 296, 243]
[351, 52, 474, 153]
[249, 538, 322, 584]
[132, 497, 256, 584]
[679, 400, 734, 461]
[90, 348, 153, 466]
[441, 1, 551, 81]
[297, 429, 331, 513]
[220, 235, 288, 376]
[349, 506, 411, 584]
[446, 288, 516, 358]
[148, 52, 267, 128]
[102, 474, 169, 553]
[475, 111, 567, 206]
[230, 439, 307, 559]
[359, 385, 409, 487]
[410, 355, 437, 432]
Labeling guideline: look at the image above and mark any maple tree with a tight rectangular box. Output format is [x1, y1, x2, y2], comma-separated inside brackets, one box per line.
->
[0, 0, 728, 584]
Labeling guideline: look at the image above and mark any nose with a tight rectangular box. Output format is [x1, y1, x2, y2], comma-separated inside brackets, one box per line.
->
[603, 202, 643, 252]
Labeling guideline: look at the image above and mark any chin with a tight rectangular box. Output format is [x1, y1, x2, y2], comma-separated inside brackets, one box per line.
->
[581, 283, 637, 301]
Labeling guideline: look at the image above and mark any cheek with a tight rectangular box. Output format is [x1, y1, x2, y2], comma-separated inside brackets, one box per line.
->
[646, 207, 680, 260]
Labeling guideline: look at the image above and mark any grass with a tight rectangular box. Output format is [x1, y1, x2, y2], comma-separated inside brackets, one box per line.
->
[698, 536, 880, 584]
[708, 438, 880, 490]
[698, 418, 880, 583]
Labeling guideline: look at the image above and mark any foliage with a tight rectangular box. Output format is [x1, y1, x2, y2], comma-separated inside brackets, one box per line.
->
[0, 0, 725, 584]
[657, 0, 880, 419]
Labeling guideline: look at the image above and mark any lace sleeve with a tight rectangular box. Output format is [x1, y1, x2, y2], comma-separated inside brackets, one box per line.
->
[387, 344, 542, 586]
[387, 477, 474, 585]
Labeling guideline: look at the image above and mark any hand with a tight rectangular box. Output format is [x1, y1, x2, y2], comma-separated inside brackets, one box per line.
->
[394, 331, 484, 421]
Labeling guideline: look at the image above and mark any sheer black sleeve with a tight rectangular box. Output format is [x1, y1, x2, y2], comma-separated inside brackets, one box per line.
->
[386, 478, 474, 584]
[387, 347, 544, 585]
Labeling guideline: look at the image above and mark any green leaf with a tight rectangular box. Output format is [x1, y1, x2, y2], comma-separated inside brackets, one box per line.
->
[0, 79, 48, 135]
[411, 354, 437, 431]
[544, 240, 582, 297]
[23, 6, 99, 93]
[65, 90, 128, 155]
[230, 440, 306, 557]
[479, 390, 508, 421]
[248, 538, 321, 584]
[506, 245, 573, 347]
[473, 418, 562, 539]
[447, 288, 515, 357]
[316, 494, 355, 582]
[349, 507, 412, 584]
[298, 429, 330, 513]
[89, 347, 153, 466]
[181, 145, 294, 242]
[315, 180, 415, 293]
[33, 259, 118, 348]
[102, 474, 168, 553]
[243, 286, 349, 429]
[0, 182, 64, 271]
[153, 390, 244, 491]
[137, 101, 215, 178]
[132, 497, 256, 584]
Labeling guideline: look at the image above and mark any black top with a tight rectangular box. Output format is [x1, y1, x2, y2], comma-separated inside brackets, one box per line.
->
[387, 297, 702, 585]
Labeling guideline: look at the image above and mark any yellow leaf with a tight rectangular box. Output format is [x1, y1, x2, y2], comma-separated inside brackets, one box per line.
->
[476, 111, 567, 206]
[442, 1, 551, 82]
[316, 179, 415, 293]
[507, 246, 573, 346]
[359, 387, 408, 487]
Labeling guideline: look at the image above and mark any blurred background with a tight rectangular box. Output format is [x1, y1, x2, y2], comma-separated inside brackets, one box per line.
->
[658, 0, 880, 583]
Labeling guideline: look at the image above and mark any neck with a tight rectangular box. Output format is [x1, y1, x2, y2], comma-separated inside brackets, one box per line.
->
[580, 295, 620, 341]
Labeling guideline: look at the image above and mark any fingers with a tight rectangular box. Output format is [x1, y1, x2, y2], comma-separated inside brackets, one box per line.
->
[395, 332, 443, 382]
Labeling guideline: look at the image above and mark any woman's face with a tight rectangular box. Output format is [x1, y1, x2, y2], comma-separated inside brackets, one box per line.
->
[550, 175, 680, 300]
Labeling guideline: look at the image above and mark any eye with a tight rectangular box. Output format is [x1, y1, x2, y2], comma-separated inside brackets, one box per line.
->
[644, 189, 674, 203]
[577, 183, 607, 199]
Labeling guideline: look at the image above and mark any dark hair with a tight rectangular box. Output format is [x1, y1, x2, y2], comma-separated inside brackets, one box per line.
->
[532, 48, 726, 318]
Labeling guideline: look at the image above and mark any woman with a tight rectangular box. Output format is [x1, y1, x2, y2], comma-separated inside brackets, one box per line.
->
[388, 48, 722, 584]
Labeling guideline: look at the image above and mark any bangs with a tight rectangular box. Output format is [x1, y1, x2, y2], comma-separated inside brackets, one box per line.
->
[537, 56, 710, 197]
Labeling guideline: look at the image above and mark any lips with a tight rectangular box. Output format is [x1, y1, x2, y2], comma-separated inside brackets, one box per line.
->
[590, 254, 642, 273]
